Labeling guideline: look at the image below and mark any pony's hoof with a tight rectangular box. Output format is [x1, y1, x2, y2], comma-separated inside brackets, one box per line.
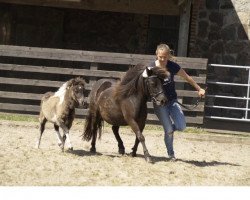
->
[130, 152, 137, 157]
[118, 148, 125, 155]
[90, 147, 96, 153]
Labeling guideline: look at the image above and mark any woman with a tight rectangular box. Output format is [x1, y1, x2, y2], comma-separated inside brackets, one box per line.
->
[151, 44, 205, 161]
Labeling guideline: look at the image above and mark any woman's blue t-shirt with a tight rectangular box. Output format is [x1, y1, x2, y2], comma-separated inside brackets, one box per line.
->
[150, 60, 181, 101]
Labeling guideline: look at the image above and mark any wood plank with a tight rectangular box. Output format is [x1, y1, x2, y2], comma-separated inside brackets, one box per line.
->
[147, 113, 204, 124]
[0, 63, 205, 83]
[174, 76, 206, 84]
[0, 63, 124, 79]
[0, 91, 204, 112]
[0, 77, 92, 90]
[0, 91, 43, 100]
[0, 77, 200, 98]
[0, 0, 179, 16]
[0, 45, 208, 69]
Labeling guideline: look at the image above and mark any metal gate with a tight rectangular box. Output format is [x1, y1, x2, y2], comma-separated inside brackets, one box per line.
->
[205, 64, 250, 122]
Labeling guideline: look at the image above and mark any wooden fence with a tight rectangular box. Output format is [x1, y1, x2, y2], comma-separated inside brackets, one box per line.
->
[0, 45, 208, 124]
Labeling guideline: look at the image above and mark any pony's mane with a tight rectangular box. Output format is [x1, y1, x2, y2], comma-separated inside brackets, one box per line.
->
[114, 64, 145, 100]
[114, 64, 170, 101]
[114, 64, 147, 100]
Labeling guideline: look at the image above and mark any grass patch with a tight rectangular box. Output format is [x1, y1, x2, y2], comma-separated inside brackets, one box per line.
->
[0, 113, 208, 134]
[0, 113, 38, 122]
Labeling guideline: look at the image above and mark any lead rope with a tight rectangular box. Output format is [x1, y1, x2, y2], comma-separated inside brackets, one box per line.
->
[176, 87, 207, 111]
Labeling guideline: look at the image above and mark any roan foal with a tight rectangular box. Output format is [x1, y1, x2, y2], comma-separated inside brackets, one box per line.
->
[36, 77, 87, 151]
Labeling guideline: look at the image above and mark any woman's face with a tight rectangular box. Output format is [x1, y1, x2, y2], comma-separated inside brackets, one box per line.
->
[156, 49, 169, 66]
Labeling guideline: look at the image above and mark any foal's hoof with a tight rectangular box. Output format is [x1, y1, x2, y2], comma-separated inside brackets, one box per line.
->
[67, 147, 73, 151]
[58, 143, 64, 152]
[118, 148, 125, 155]
[145, 157, 153, 163]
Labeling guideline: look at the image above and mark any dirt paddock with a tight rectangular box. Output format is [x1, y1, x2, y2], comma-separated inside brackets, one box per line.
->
[0, 119, 249, 186]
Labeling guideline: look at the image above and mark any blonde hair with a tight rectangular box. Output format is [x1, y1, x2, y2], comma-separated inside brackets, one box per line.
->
[155, 43, 175, 61]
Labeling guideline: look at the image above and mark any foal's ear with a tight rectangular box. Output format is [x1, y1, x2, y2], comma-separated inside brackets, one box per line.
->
[142, 66, 153, 78]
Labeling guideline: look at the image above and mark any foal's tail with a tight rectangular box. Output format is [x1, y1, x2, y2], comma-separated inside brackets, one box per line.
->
[82, 108, 103, 142]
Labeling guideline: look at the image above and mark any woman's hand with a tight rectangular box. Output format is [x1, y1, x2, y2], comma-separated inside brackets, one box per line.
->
[198, 88, 205, 97]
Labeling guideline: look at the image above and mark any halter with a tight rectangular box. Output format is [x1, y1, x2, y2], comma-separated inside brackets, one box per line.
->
[145, 75, 164, 103]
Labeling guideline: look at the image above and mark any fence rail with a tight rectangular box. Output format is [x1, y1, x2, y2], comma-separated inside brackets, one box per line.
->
[205, 64, 250, 122]
[0, 45, 208, 124]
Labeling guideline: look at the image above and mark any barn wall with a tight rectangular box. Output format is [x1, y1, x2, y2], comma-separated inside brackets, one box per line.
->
[189, 0, 250, 121]
[0, 3, 180, 55]
[189, 0, 249, 66]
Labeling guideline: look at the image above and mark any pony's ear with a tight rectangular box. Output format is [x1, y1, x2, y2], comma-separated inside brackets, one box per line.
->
[142, 66, 153, 78]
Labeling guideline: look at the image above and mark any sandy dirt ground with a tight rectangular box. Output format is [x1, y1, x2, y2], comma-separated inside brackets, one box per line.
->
[0, 119, 249, 186]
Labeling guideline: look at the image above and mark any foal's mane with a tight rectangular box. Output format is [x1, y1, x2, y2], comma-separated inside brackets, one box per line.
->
[114, 64, 168, 101]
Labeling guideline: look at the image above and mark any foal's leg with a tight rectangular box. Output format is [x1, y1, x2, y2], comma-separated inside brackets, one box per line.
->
[59, 123, 73, 151]
[112, 126, 125, 155]
[54, 124, 64, 150]
[36, 115, 47, 148]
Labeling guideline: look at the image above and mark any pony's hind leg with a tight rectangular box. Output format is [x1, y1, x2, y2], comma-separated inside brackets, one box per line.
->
[36, 115, 47, 149]
[90, 131, 97, 153]
[112, 126, 125, 155]
[54, 124, 64, 150]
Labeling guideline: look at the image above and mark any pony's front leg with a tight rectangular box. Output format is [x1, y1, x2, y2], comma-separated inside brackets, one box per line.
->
[131, 137, 139, 157]
[127, 120, 152, 163]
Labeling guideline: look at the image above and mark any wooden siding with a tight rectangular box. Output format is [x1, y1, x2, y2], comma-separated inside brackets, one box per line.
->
[0, 45, 207, 124]
[0, 0, 179, 16]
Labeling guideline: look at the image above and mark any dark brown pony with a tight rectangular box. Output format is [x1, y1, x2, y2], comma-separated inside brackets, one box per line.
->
[82, 64, 169, 162]
[36, 77, 87, 151]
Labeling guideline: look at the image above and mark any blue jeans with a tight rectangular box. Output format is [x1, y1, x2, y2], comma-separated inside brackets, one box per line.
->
[154, 100, 186, 157]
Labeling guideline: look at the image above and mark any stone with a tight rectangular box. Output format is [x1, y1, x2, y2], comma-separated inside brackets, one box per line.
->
[237, 24, 248, 40]
[198, 20, 209, 37]
[206, 0, 219, 9]
[199, 11, 207, 19]
[209, 12, 223, 27]
[219, 0, 234, 9]
[221, 24, 237, 40]
[210, 41, 224, 54]
[208, 31, 222, 40]
[196, 39, 210, 52]
[225, 41, 246, 54]
[236, 51, 250, 65]
[222, 55, 236, 65]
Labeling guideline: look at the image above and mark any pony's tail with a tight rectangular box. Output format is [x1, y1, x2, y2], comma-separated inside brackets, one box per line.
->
[82, 109, 103, 142]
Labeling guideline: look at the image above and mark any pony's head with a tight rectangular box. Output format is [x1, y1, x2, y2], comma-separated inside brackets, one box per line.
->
[142, 66, 170, 106]
[67, 77, 88, 108]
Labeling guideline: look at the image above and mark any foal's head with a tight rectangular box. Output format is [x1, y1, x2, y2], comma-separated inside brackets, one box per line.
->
[67, 77, 87, 108]
[142, 66, 170, 106]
